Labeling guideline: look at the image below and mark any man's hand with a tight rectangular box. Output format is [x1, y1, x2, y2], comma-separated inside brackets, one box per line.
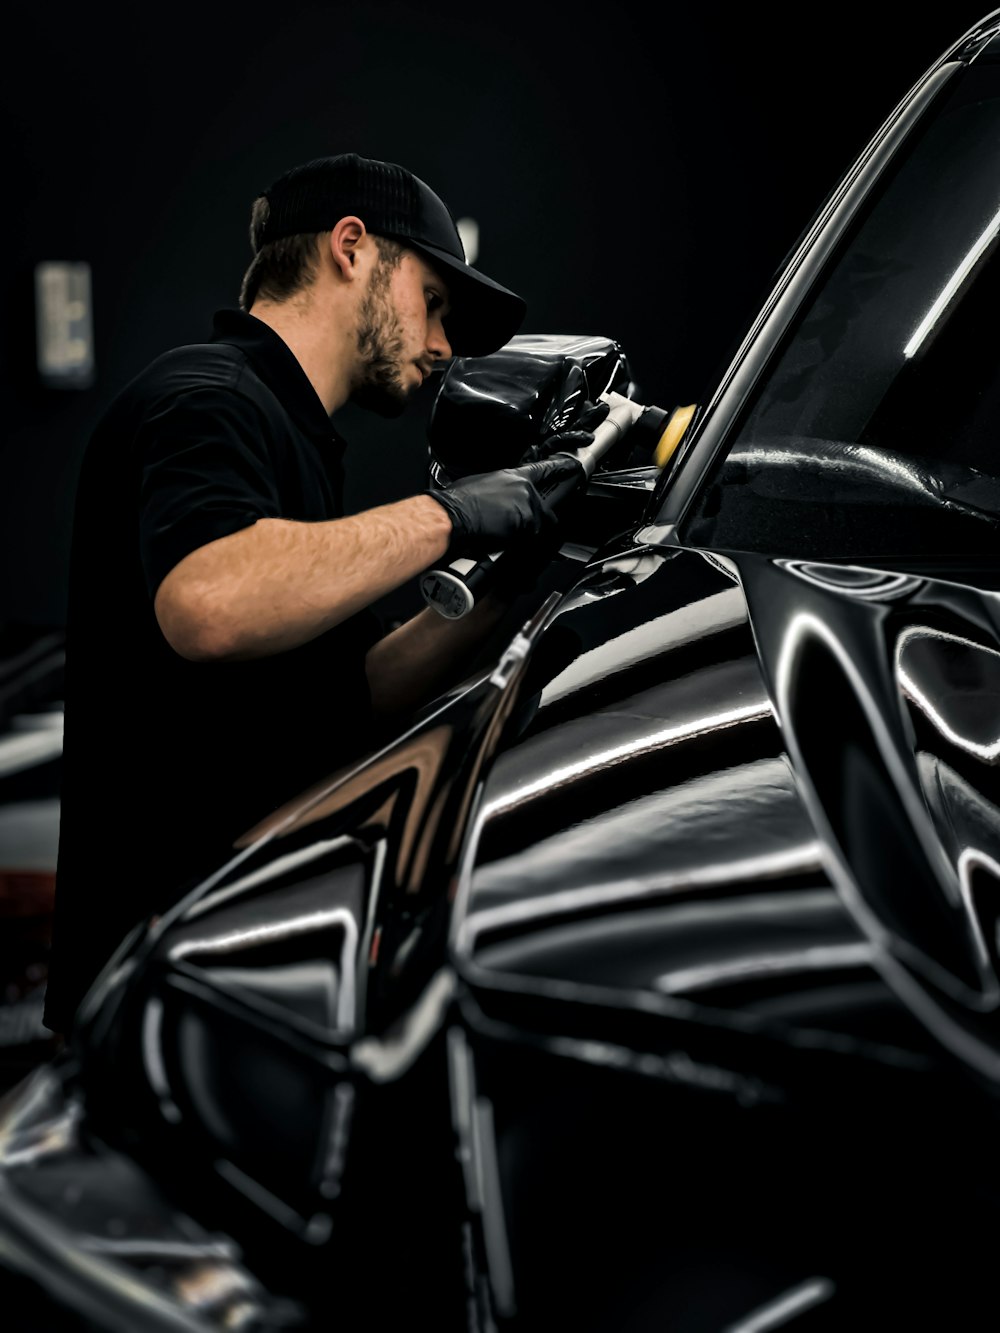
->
[428, 454, 586, 560]
[519, 396, 611, 465]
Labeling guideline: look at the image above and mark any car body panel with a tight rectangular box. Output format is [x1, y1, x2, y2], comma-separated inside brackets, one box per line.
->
[6, 10, 1000, 1331]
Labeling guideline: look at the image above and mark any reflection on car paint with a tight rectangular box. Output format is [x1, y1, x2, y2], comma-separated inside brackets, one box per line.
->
[8, 12, 1000, 1332]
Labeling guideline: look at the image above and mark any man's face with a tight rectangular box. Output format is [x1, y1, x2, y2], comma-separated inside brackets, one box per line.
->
[352, 247, 453, 417]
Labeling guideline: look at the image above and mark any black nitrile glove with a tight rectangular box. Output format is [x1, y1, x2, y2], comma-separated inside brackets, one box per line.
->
[429, 454, 587, 560]
[469, 398, 612, 601]
[519, 396, 611, 465]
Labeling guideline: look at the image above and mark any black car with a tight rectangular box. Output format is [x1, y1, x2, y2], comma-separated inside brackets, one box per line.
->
[5, 10, 1000, 1331]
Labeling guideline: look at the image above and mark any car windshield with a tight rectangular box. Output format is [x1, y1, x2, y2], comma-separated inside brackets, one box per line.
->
[680, 60, 1000, 562]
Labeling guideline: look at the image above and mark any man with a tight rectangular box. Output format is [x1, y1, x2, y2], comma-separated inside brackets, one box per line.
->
[43, 152, 601, 1035]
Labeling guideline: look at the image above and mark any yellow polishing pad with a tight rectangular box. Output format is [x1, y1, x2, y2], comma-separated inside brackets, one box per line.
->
[654, 403, 697, 470]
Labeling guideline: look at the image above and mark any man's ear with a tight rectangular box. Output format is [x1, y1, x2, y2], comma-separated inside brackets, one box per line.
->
[328, 216, 366, 279]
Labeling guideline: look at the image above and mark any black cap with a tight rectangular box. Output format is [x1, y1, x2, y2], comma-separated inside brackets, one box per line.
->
[256, 152, 526, 356]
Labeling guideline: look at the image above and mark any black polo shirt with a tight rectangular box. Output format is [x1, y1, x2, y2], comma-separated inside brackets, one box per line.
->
[44, 309, 382, 1033]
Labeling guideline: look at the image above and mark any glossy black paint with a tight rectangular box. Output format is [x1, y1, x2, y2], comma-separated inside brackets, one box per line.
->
[5, 10, 1000, 1331]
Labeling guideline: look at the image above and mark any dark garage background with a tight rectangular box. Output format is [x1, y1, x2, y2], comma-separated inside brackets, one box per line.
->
[1, 1, 994, 630]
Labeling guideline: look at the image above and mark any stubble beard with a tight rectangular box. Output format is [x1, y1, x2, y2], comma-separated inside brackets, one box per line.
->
[352, 261, 410, 419]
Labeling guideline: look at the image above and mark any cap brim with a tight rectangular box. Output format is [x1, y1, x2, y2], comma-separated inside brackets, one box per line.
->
[408, 239, 527, 357]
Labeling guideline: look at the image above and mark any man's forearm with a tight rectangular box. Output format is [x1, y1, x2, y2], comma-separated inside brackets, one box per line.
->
[154, 494, 452, 660]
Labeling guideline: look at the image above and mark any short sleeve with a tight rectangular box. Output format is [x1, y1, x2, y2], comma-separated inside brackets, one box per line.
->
[138, 386, 280, 596]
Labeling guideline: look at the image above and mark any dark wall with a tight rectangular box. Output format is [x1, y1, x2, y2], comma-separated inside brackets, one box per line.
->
[2, 1, 993, 625]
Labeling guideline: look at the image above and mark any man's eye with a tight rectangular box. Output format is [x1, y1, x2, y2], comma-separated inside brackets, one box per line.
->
[426, 291, 443, 312]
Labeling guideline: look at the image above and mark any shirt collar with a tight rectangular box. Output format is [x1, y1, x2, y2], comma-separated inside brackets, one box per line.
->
[210, 308, 342, 449]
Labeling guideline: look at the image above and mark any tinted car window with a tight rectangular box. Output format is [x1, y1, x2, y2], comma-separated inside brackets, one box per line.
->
[682, 62, 1000, 561]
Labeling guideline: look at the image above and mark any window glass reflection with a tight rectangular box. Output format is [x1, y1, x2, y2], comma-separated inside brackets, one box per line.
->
[683, 64, 1000, 559]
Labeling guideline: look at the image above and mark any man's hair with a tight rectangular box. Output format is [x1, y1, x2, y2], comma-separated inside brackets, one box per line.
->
[239, 196, 407, 310]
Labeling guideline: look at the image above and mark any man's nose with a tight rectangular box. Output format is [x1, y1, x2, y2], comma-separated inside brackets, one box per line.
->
[430, 320, 452, 362]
